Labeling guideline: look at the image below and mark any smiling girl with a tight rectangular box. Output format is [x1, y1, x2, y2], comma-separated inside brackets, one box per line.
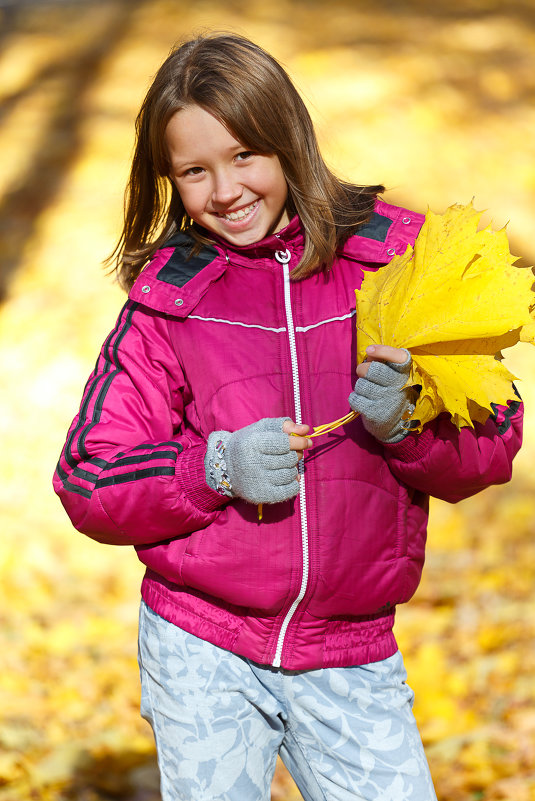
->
[54, 33, 523, 801]
[166, 105, 290, 247]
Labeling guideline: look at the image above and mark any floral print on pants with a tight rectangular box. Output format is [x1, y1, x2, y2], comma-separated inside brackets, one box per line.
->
[138, 601, 437, 801]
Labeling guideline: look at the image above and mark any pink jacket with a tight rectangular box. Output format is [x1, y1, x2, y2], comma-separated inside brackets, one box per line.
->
[54, 200, 523, 669]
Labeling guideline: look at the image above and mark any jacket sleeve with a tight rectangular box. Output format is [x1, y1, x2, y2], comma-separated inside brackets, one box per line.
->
[383, 398, 523, 503]
[53, 300, 227, 546]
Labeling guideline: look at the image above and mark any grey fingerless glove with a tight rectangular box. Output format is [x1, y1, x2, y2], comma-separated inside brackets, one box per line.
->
[204, 418, 299, 505]
[348, 349, 415, 443]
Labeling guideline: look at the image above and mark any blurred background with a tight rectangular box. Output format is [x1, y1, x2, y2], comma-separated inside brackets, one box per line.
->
[1, 1, 534, 799]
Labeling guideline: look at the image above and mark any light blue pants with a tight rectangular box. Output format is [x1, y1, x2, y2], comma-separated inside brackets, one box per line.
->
[138, 601, 437, 801]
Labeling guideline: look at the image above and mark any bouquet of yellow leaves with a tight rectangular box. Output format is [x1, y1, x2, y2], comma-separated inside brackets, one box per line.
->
[311, 201, 534, 438]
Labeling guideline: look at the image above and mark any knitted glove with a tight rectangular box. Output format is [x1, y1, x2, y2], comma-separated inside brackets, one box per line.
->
[348, 349, 415, 443]
[204, 418, 299, 505]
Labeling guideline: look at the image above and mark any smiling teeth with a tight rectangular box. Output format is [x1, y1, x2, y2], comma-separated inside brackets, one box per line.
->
[221, 201, 258, 221]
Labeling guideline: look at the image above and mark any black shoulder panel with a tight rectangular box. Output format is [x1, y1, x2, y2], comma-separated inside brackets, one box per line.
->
[356, 212, 393, 243]
[156, 233, 219, 288]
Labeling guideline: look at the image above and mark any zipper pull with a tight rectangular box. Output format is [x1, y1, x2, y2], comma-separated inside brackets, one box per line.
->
[274, 249, 291, 264]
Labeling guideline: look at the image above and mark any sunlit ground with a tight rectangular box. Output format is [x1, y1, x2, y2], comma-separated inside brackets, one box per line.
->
[1, 1, 534, 799]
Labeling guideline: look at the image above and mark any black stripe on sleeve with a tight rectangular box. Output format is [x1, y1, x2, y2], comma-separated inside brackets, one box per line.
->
[110, 449, 183, 467]
[96, 466, 176, 488]
[71, 468, 100, 483]
[71, 447, 184, 486]
[132, 441, 185, 450]
[58, 301, 188, 499]
[55, 462, 92, 499]
[63, 302, 138, 470]
[77, 302, 139, 462]
[490, 394, 522, 435]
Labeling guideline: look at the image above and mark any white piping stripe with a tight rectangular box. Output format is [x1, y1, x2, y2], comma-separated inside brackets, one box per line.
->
[188, 315, 286, 333]
[295, 309, 356, 333]
[188, 311, 355, 335]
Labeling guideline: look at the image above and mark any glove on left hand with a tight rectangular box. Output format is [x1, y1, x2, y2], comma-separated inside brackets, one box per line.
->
[348, 349, 415, 443]
[204, 418, 299, 505]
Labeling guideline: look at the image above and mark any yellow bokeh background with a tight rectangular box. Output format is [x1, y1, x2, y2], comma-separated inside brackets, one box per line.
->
[1, 2, 534, 799]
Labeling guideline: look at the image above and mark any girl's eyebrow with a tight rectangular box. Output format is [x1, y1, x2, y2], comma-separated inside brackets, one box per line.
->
[171, 144, 251, 172]
[171, 158, 199, 172]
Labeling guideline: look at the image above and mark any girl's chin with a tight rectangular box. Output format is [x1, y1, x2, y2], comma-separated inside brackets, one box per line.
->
[217, 227, 266, 246]
[208, 212, 290, 247]
[210, 218, 270, 246]
[197, 203, 289, 247]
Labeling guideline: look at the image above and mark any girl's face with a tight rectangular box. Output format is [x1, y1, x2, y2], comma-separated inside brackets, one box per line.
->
[165, 105, 290, 247]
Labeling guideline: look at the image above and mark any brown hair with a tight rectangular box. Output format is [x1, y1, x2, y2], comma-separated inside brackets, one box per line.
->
[110, 33, 384, 289]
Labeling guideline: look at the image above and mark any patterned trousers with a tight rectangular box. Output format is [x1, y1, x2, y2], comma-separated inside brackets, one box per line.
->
[138, 601, 437, 801]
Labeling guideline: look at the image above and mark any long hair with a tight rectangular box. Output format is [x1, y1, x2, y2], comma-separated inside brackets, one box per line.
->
[110, 33, 384, 289]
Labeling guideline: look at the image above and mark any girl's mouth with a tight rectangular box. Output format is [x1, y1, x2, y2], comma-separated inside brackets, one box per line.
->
[218, 200, 259, 222]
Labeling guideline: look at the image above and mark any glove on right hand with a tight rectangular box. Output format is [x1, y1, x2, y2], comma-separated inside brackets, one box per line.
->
[348, 349, 415, 443]
[205, 418, 299, 505]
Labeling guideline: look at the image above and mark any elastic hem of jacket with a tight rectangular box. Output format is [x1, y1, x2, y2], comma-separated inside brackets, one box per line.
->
[175, 442, 230, 512]
[140, 576, 400, 670]
[322, 632, 398, 669]
[383, 426, 435, 463]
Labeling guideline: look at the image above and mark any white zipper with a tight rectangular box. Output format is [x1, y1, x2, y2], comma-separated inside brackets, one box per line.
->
[272, 251, 310, 668]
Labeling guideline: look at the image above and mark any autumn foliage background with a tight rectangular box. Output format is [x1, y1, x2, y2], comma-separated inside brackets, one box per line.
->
[1, 1, 535, 799]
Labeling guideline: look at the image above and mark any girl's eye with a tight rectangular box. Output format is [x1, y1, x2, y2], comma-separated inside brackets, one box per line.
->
[182, 166, 204, 177]
[236, 151, 254, 161]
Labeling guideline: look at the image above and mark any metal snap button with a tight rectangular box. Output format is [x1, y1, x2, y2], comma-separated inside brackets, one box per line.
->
[402, 217, 411, 224]
[175, 298, 184, 306]
[386, 247, 396, 256]
[141, 285, 150, 293]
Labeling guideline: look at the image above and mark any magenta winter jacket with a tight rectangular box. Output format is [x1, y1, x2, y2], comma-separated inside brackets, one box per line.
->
[54, 200, 523, 669]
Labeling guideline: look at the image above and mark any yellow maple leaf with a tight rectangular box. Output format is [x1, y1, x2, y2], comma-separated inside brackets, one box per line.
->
[355, 202, 534, 430]
[520, 304, 535, 344]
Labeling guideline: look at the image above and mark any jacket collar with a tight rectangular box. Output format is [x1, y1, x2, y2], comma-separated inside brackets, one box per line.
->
[341, 200, 424, 263]
[207, 214, 305, 261]
[129, 216, 306, 317]
[129, 200, 424, 317]
[205, 199, 423, 265]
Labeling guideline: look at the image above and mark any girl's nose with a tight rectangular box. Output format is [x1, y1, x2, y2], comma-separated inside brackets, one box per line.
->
[211, 170, 242, 208]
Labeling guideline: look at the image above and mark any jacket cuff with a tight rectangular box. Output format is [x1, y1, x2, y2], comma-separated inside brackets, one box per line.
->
[383, 426, 435, 463]
[175, 443, 231, 513]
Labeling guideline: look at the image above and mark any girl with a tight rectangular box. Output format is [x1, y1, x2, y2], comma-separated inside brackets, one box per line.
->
[54, 33, 523, 801]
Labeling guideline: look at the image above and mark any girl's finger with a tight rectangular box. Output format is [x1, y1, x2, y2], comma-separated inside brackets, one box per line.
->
[282, 420, 312, 450]
[365, 344, 408, 363]
[282, 420, 309, 435]
[356, 345, 409, 377]
[289, 435, 313, 451]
